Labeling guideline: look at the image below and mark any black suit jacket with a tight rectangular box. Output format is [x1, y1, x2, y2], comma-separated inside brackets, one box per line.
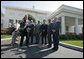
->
[40, 24, 48, 34]
[19, 21, 27, 36]
[29, 24, 34, 33]
[51, 21, 61, 35]
[48, 23, 53, 33]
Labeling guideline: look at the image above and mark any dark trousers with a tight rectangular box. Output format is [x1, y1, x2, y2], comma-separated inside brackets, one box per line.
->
[35, 33, 40, 44]
[48, 33, 52, 46]
[41, 32, 47, 44]
[20, 33, 29, 47]
[52, 32, 59, 50]
[29, 32, 34, 44]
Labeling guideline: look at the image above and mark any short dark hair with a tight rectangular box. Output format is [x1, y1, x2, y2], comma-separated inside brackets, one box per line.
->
[38, 21, 40, 23]
[48, 19, 51, 22]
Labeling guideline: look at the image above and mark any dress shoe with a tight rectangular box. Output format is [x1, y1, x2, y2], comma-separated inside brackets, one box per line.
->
[52, 48, 58, 51]
[47, 45, 51, 48]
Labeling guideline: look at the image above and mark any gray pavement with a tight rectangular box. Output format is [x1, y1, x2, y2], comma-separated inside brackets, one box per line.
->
[1, 39, 83, 58]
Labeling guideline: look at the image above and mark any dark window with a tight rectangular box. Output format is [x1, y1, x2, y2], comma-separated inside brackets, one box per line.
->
[74, 26, 76, 34]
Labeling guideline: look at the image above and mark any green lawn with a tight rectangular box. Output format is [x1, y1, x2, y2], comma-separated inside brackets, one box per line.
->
[1, 34, 83, 47]
[1, 35, 12, 39]
[1, 24, 3, 28]
[60, 40, 83, 47]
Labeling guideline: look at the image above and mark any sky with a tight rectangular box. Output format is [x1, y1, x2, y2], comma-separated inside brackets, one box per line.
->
[1, 1, 83, 14]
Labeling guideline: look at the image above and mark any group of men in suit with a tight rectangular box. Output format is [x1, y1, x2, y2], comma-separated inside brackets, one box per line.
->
[19, 15, 61, 51]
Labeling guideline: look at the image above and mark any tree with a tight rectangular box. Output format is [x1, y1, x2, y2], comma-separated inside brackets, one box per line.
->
[27, 14, 36, 24]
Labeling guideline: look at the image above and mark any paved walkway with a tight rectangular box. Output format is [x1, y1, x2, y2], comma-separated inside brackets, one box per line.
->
[1, 39, 83, 58]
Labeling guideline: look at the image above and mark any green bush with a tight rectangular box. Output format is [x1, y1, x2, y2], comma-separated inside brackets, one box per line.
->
[59, 34, 83, 40]
[75, 34, 83, 40]
[28, 14, 36, 24]
[59, 35, 66, 40]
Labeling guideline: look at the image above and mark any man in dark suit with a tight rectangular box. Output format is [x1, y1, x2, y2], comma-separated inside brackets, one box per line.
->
[29, 20, 34, 44]
[40, 20, 48, 45]
[51, 17, 61, 51]
[34, 21, 41, 44]
[47, 19, 52, 48]
[19, 15, 30, 47]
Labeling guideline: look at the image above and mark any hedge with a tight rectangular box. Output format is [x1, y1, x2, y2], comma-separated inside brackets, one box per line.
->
[59, 34, 83, 40]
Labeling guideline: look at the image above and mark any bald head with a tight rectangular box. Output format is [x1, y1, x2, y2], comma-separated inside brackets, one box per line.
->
[43, 19, 46, 24]
[54, 17, 58, 21]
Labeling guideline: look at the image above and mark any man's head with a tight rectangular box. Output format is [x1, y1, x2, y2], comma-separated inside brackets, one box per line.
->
[38, 21, 40, 24]
[16, 19, 17, 23]
[54, 17, 58, 21]
[48, 19, 51, 23]
[43, 19, 46, 24]
[25, 15, 28, 20]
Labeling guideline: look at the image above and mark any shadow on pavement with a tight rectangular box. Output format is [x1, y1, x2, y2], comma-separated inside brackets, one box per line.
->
[1, 43, 18, 52]
[14, 45, 57, 58]
[1, 41, 57, 58]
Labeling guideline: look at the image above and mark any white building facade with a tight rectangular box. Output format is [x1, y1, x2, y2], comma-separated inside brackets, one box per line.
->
[3, 6, 51, 28]
[2, 5, 83, 34]
[1, 12, 4, 25]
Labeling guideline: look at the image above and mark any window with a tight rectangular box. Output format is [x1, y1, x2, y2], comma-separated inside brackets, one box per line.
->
[74, 26, 76, 34]
[66, 26, 69, 32]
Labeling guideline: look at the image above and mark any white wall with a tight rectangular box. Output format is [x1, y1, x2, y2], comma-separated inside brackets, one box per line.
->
[78, 24, 83, 34]
[69, 24, 83, 34]
[3, 8, 49, 28]
[1, 15, 4, 24]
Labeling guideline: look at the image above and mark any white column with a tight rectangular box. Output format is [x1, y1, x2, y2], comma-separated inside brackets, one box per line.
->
[75, 17, 79, 34]
[61, 16, 66, 34]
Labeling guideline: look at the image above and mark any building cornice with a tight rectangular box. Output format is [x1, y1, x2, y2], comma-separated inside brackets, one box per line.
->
[47, 4, 83, 19]
[4, 6, 51, 14]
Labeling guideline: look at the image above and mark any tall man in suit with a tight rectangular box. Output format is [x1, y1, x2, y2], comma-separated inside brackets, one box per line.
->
[34, 21, 41, 44]
[47, 19, 52, 48]
[40, 20, 48, 45]
[19, 15, 30, 47]
[29, 20, 34, 44]
[51, 17, 61, 51]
